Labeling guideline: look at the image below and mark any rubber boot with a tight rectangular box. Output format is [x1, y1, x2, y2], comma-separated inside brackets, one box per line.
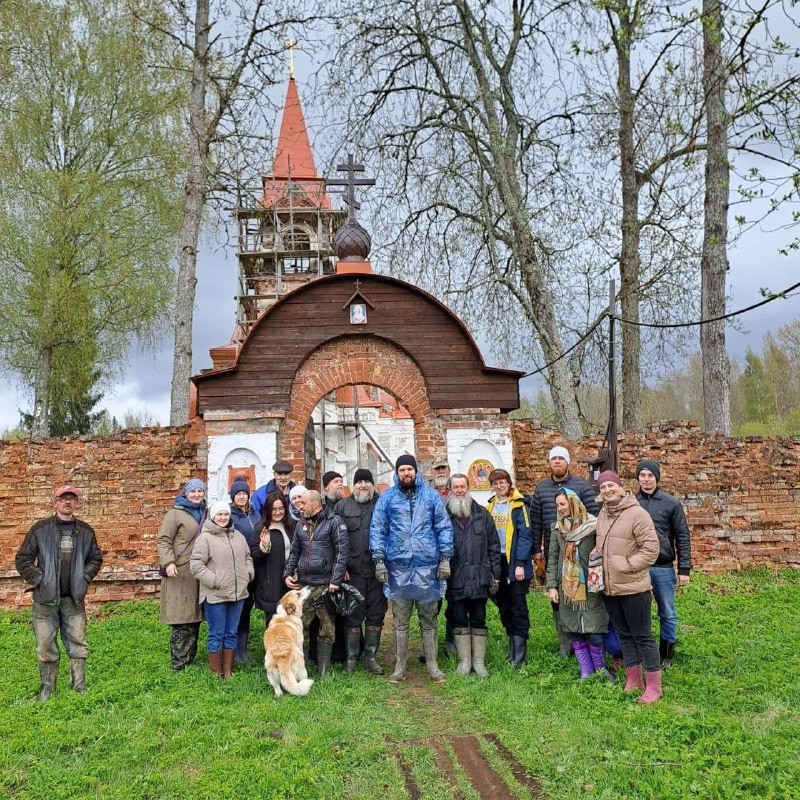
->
[388, 629, 408, 683]
[69, 658, 87, 694]
[623, 664, 645, 693]
[39, 661, 58, 702]
[444, 619, 457, 657]
[453, 627, 472, 676]
[344, 627, 361, 674]
[221, 648, 236, 679]
[234, 631, 249, 663]
[572, 640, 595, 680]
[507, 636, 514, 663]
[511, 635, 527, 669]
[660, 638, 675, 668]
[637, 670, 663, 704]
[207, 650, 223, 677]
[588, 644, 616, 681]
[422, 627, 446, 682]
[363, 626, 384, 675]
[471, 628, 489, 678]
[316, 639, 333, 677]
[553, 606, 572, 657]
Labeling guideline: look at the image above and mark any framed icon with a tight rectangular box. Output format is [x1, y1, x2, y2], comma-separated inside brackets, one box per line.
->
[349, 303, 367, 324]
[467, 458, 494, 490]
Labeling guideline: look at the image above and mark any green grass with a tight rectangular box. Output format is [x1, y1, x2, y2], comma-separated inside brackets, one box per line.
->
[1, 570, 798, 800]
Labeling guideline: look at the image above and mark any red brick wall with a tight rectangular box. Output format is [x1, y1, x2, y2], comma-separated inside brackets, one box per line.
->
[511, 420, 800, 572]
[282, 335, 447, 473]
[0, 428, 203, 608]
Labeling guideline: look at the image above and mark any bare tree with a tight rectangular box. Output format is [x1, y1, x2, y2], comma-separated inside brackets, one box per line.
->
[138, 0, 324, 425]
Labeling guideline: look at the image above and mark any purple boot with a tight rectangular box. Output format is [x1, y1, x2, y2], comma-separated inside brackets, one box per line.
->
[572, 640, 595, 680]
[588, 644, 616, 681]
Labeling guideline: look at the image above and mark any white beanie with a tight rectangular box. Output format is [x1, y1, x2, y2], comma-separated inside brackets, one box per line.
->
[209, 500, 231, 521]
[289, 485, 306, 500]
[548, 446, 571, 464]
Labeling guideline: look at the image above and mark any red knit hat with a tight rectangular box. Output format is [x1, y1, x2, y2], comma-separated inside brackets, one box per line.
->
[596, 470, 621, 487]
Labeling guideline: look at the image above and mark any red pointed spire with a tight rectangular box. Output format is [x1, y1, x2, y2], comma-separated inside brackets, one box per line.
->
[273, 77, 317, 179]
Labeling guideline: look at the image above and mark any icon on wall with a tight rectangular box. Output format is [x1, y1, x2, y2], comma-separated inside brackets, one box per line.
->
[467, 458, 494, 490]
[349, 303, 367, 325]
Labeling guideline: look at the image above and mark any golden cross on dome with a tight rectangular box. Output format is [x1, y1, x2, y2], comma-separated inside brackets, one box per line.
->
[286, 39, 298, 78]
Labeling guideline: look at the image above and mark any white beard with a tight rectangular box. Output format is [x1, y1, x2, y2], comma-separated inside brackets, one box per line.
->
[353, 488, 374, 504]
[447, 494, 473, 519]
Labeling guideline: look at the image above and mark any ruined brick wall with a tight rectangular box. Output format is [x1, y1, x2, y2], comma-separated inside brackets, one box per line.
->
[511, 420, 800, 572]
[0, 427, 203, 608]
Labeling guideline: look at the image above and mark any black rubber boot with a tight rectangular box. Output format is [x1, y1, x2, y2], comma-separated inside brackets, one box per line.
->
[344, 627, 361, 674]
[511, 635, 527, 670]
[363, 626, 384, 675]
[660, 638, 676, 668]
[39, 661, 58, 702]
[234, 631, 249, 663]
[317, 640, 333, 677]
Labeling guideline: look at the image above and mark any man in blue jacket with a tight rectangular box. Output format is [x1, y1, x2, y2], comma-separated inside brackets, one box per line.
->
[635, 459, 691, 667]
[370, 455, 454, 684]
[251, 460, 296, 520]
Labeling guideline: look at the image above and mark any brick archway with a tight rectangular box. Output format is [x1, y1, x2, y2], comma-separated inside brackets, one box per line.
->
[281, 336, 447, 477]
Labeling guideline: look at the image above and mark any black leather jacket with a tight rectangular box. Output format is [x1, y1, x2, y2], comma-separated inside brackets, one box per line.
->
[15, 516, 103, 606]
[636, 488, 692, 574]
[284, 507, 349, 586]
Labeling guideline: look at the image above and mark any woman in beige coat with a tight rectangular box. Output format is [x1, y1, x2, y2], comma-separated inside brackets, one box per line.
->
[190, 500, 254, 678]
[595, 471, 662, 704]
[158, 478, 207, 670]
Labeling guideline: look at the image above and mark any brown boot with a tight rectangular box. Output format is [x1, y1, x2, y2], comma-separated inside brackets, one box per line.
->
[221, 648, 235, 679]
[207, 650, 223, 677]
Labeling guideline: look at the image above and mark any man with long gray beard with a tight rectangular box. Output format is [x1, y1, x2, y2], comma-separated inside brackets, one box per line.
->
[322, 471, 345, 512]
[335, 469, 387, 674]
[445, 475, 501, 677]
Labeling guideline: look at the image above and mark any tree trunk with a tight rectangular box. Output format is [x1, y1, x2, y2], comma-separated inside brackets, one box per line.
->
[614, 2, 642, 430]
[31, 342, 53, 441]
[169, 0, 210, 426]
[700, 0, 731, 434]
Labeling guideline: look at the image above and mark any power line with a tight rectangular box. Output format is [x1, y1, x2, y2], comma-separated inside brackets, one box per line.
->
[612, 280, 800, 329]
[520, 279, 800, 377]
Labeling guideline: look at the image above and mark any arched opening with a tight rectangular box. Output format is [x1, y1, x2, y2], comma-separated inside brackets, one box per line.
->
[308, 385, 414, 492]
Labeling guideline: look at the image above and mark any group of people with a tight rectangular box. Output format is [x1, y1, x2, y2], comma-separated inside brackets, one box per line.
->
[15, 446, 691, 707]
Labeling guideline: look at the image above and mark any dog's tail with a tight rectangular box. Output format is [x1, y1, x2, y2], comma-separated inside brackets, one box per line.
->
[279, 665, 314, 697]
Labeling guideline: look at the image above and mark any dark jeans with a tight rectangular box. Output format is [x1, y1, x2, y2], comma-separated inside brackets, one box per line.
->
[204, 600, 244, 652]
[603, 592, 660, 672]
[491, 556, 530, 638]
[32, 597, 88, 663]
[649, 566, 678, 643]
[570, 632, 604, 647]
[448, 597, 488, 629]
[344, 573, 388, 629]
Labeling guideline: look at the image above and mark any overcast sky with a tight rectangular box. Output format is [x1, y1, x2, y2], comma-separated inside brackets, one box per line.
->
[1, 44, 798, 432]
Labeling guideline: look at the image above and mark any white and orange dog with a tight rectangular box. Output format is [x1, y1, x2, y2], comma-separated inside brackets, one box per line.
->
[263, 587, 314, 697]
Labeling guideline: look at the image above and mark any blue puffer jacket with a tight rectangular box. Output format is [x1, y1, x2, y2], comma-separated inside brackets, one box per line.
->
[369, 471, 454, 603]
[230, 506, 260, 549]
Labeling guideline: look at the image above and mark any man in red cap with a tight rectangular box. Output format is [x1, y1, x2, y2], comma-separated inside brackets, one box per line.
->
[15, 485, 103, 701]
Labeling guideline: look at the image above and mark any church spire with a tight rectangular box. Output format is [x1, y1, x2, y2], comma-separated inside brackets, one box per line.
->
[272, 77, 318, 180]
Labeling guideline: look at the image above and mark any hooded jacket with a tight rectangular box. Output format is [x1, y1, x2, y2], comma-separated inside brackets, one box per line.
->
[595, 492, 659, 596]
[635, 487, 691, 575]
[486, 489, 533, 582]
[369, 471, 454, 603]
[190, 518, 254, 604]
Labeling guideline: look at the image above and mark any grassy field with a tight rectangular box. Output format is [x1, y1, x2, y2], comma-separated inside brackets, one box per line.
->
[0, 569, 798, 800]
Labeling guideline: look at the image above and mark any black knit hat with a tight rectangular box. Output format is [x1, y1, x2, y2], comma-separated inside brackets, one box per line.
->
[322, 471, 342, 488]
[395, 454, 418, 473]
[229, 476, 251, 500]
[636, 459, 661, 483]
[353, 468, 374, 485]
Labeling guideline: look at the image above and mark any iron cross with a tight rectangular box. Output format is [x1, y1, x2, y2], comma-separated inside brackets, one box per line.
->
[327, 154, 375, 221]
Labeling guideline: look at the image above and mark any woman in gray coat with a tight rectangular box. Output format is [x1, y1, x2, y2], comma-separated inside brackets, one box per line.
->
[547, 488, 613, 681]
[157, 478, 207, 670]
[190, 500, 254, 678]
